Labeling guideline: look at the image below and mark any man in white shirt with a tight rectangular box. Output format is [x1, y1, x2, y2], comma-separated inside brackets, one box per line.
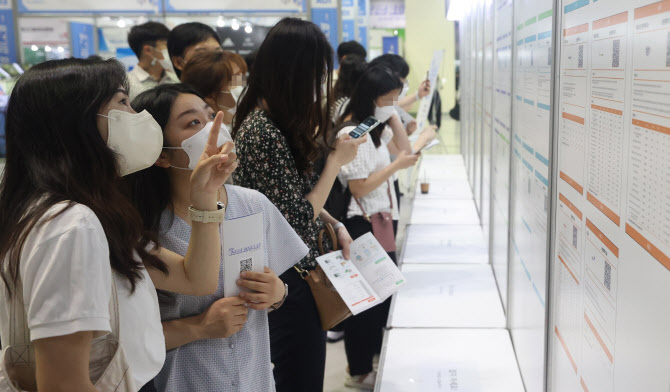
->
[127, 22, 179, 101]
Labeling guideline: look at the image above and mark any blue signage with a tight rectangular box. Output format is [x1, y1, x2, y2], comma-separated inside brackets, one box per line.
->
[0, 9, 16, 64]
[342, 20, 355, 42]
[312, 7, 339, 66]
[70, 22, 94, 59]
[382, 36, 399, 55]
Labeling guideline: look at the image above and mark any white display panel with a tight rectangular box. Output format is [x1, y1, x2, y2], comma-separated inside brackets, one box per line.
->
[412, 179, 473, 200]
[410, 199, 481, 225]
[474, 0, 484, 209]
[402, 225, 488, 264]
[491, 0, 514, 311]
[550, 1, 670, 391]
[508, 0, 554, 390]
[388, 264, 506, 328]
[481, 0, 495, 246]
[376, 329, 525, 392]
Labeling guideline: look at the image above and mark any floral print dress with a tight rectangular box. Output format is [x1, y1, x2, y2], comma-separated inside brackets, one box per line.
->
[233, 109, 330, 270]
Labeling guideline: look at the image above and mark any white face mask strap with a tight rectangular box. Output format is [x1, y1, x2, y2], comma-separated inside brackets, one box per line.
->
[97, 113, 113, 120]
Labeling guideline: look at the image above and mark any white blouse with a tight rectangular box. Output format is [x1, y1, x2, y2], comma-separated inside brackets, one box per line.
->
[338, 125, 400, 220]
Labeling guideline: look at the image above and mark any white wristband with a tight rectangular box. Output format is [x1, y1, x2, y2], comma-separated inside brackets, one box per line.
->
[333, 222, 345, 231]
[415, 91, 420, 101]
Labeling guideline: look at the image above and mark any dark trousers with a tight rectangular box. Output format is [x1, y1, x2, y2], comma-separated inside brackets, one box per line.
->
[269, 268, 327, 392]
[342, 216, 397, 376]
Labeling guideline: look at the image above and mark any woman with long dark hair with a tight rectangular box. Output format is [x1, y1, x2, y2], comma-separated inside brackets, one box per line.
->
[125, 83, 307, 392]
[0, 58, 233, 391]
[232, 18, 366, 392]
[335, 64, 421, 390]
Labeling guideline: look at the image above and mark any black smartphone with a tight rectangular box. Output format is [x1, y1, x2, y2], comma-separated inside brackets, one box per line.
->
[348, 116, 381, 139]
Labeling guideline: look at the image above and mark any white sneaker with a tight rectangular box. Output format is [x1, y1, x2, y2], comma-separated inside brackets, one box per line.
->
[327, 330, 345, 343]
[345, 371, 376, 390]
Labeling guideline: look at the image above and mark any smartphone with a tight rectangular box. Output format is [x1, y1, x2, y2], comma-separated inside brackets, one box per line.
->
[349, 116, 381, 139]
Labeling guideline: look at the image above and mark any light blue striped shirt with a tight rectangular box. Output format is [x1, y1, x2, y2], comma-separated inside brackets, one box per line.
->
[153, 185, 308, 392]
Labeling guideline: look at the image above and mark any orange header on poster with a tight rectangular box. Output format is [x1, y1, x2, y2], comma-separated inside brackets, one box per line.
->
[625, 223, 670, 271]
[563, 112, 585, 125]
[560, 193, 583, 220]
[591, 104, 622, 116]
[632, 119, 670, 135]
[635, 0, 670, 20]
[586, 219, 619, 258]
[564, 23, 588, 36]
[593, 12, 628, 29]
[560, 171, 584, 195]
[587, 192, 621, 226]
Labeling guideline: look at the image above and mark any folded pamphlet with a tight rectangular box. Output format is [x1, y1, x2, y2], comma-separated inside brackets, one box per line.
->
[316, 232, 407, 315]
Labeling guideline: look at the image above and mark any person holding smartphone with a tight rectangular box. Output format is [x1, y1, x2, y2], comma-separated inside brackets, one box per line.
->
[231, 18, 366, 392]
[334, 64, 420, 390]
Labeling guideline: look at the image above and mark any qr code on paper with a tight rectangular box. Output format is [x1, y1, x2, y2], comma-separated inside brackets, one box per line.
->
[604, 262, 611, 291]
[572, 225, 578, 249]
[240, 258, 253, 272]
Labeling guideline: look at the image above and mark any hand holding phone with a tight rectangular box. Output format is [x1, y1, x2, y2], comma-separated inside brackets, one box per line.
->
[349, 116, 381, 139]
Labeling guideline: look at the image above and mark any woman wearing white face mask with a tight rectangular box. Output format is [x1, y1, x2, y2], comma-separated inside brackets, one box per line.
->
[334, 65, 421, 390]
[125, 84, 307, 392]
[127, 22, 179, 102]
[0, 58, 233, 392]
[181, 50, 248, 127]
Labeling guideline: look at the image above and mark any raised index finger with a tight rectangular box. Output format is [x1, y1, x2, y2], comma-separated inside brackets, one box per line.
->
[206, 111, 225, 151]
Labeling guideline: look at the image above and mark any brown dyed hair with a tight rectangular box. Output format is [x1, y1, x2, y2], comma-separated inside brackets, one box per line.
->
[181, 51, 233, 100]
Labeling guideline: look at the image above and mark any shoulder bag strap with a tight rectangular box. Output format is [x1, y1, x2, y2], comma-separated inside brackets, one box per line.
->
[8, 279, 29, 347]
[354, 180, 393, 222]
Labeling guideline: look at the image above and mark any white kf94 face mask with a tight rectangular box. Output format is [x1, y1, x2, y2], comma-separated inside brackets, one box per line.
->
[374, 105, 398, 123]
[98, 109, 164, 176]
[163, 121, 235, 170]
[220, 85, 245, 114]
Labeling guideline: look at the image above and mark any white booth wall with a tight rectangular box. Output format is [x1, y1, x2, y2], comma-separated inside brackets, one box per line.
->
[459, 0, 670, 391]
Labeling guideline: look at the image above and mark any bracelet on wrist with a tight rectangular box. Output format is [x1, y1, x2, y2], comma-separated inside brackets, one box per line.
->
[333, 222, 345, 231]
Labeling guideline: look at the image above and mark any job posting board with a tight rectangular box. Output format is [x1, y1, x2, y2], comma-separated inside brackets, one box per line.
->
[459, 0, 670, 391]
[552, 1, 670, 391]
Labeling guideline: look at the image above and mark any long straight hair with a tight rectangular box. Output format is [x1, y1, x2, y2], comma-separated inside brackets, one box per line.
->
[232, 17, 334, 174]
[0, 58, 167, 295]
[339, 65, 402, 147]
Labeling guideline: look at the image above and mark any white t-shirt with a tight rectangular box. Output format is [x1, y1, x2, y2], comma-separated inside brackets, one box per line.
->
[337, 125, 400, 220]
[0, 203, 165, 387]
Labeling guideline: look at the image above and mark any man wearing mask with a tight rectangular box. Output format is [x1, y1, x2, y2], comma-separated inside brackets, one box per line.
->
[127, 21, 178, 101]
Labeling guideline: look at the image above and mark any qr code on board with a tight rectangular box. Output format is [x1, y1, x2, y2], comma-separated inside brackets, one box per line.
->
[604, 262, 611, 291]
[240, 258, 253, 272]
[666, 32, 670, 67]
[572, 225, 578, 248]
[578, 45, 584, 68]
[612, 39, 620, 68]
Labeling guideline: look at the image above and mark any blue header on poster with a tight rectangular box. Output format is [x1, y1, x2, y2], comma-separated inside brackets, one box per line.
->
[70, 22, 94, 59]
[382, 36, 399, 54]
[0, 9, 16, 64]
